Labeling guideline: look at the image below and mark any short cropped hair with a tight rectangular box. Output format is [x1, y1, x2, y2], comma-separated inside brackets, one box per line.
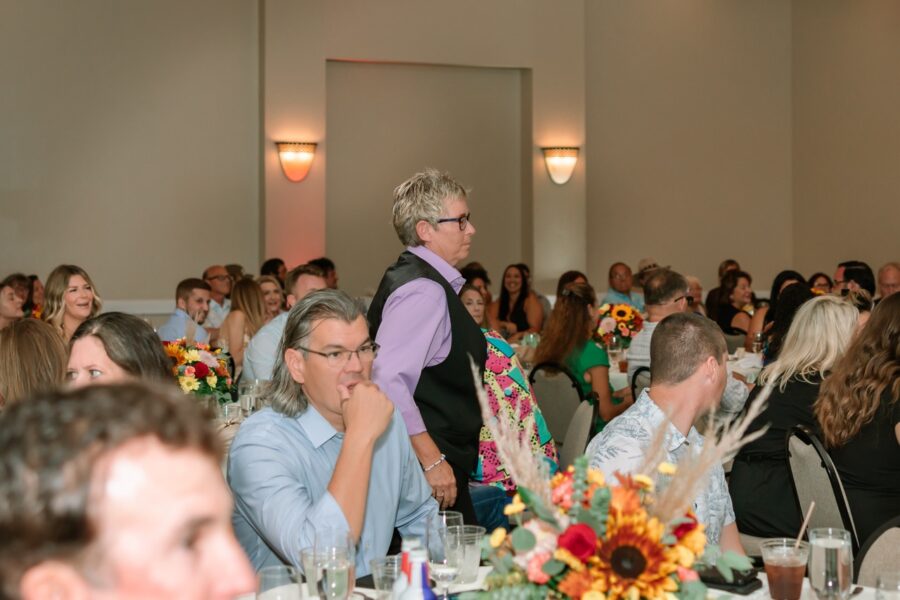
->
[285, 263, 326, 296]
[308, 257, 335, 274]
[650, 312, 727, 386]
[0, 383, 221, 598]
[643, 269, 688, 306]
[175, 277, 210, 303]
[269, 290, 367, 417]
[392, 168, 469, 247]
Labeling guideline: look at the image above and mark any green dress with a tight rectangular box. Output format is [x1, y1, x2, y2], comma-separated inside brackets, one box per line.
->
[564, 340, 616, 432]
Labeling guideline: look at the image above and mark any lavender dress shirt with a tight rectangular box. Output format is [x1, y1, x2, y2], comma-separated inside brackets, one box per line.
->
[371, 246, 463, 436]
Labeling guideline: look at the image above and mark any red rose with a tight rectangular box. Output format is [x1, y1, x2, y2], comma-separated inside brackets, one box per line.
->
[193, 361, 210, 378]
[558, 523, 597, 561]
[673, 515, 698, 539]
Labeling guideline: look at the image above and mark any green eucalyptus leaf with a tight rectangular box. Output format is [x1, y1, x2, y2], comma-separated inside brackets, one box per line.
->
[715, 556, 735, 583]
[510, 527, 536, 552]
[541, 558, 565, 576]
[661, 534, 677, 545]
[720, 551, 754, 572]
[516, 487, 560, 529]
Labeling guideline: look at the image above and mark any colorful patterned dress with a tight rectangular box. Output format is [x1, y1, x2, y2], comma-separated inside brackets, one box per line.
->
[472, 329, 559, 492]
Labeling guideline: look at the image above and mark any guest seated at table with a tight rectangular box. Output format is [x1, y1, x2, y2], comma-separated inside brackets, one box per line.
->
[0, 319, 67, 407]
[157, 278, 211, 344]
[259, 275, 285, 319]
[877, 262, 900, 301]
[517, 263, 551, 330]
[26, 274, 44, 318]
[42, 264, 102, 342]
[243, 264, 327, 381]
[218, 277, 268, 374]
[587, 312, 744, 552]
[846, 289, 874, 328]
[762, 283, 815, 363]
[2, 273, 30, 314]
[815, 293, 900, 546]
[229, 290, 437, 574]
[534, 282, 632, 431]
[460, 264, 492, 306]
[66, 312, 174, 388]
[202, 264, 233, 338]
[808, 272, 833, 296]
[459, 284, 557, 523]
[556, 270, 587, 297]
[685, 275, 706, 316]
[226, 263, 247, 283]
[309, 256, 339, 289]
[261, 257, 288, 287]
[729, 295, 858, 538]
[488, 264, 544, 343]
[715, 270, 753, 336]
[602, 262, 644, 311]
[0, 278, 25, 330]
[832, 260, 876, 297]
[745, 270, 805, 351]
[0, 383, 256, 599]
[628, 269, 750, 422]
[705, 258, 741, 322]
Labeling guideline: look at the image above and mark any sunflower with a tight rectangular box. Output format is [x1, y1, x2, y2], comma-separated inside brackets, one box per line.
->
[611, 304, 634, 322]
[591, 512, 678, 600]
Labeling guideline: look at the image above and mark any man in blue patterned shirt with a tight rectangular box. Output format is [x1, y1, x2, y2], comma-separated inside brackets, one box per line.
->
[586, 311, 744, 553]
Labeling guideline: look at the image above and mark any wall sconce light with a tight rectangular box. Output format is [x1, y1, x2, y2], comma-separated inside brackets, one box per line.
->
[276, 142, 317, 182]
[541, 147, 579, 185]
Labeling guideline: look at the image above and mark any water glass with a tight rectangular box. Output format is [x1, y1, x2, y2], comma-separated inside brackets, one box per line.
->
[447, 525, 486, 584]
[809, 528, 853, 600]
[239, 379, 263, 417]
[877, 573, 900, 600]
[427, 514, 463, 599]
[370, 556, 400, 599]
[257, 565, 301, 600]
[218, 401, 244, 424]
[315, 529, 354, 600]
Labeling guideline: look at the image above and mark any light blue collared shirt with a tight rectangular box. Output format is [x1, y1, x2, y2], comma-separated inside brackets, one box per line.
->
[242, 311, 288, 381]
[601, 289, 645, 311]
[228, 404, 438, 575]
[156, 308, 210, 343]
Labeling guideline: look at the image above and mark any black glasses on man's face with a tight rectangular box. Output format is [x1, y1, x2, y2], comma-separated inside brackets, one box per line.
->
[436, 213, 471, 231]
[670, 294, 694, 307]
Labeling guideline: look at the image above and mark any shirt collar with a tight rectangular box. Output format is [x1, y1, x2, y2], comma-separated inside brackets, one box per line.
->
[638, 390, 691, 453]
[407, 246, 465, 292]
[297, 404, 342, 448]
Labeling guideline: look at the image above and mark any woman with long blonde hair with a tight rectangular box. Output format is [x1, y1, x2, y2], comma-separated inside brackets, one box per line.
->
[729, 294, 858, 538]
[219, 277, 268, 374]
[814, 293, 900, 545]
[42, 265, 102, 342]
[533, 282, 631, 430]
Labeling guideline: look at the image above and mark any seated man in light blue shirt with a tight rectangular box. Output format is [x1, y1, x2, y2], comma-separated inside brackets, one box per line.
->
[243, 263, 328, 381]
[228, 289, 438, 575]
[156, 278, 211, 343]
[601, 262, 645, 311]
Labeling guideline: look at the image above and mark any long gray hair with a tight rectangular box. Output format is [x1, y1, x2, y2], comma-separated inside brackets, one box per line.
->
[269, 289, 367, 417]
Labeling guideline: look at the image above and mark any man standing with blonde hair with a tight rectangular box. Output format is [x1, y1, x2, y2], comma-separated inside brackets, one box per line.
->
[368, 168, 486, 524]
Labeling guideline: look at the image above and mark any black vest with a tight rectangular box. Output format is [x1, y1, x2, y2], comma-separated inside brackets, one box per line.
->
[368, 251, 488, 472]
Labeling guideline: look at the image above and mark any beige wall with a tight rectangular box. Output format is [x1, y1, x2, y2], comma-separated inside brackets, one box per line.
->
[585, 0, 793, 291]
[262, 0, 586, 297]
[792, 0, 900, 278]
[0, 0, 260, 300]
[325, 61, 526, 296]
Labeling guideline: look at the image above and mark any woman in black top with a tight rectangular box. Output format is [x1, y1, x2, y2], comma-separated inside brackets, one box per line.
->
[488, 264, 543, 343]
[716, 270, 753, 335]
[729, 295, 859, 538]
[815, 293, 900, 546]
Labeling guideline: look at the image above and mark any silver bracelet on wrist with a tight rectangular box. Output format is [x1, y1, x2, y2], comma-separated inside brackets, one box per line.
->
[423, 454, 446, 473]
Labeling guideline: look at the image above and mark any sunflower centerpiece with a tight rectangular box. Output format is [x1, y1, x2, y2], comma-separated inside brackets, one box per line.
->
[596, 303, 643, 349]
[162, 338, 234, 405]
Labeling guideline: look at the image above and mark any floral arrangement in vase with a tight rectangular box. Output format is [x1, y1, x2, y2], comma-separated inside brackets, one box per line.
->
[162, 338, 233, 404]
[465, 361, 761, 600]
[596, 304, 643, 348]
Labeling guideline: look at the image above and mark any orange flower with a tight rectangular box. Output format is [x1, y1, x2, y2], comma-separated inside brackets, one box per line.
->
[558, 569, 594, 599]
[610, 486, 641, 514]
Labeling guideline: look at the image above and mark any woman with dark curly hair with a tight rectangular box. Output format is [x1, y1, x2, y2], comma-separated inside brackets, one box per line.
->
[487, 264, 543, 343]
[715, 270, 753, 335]
[814, 293, 900, 545]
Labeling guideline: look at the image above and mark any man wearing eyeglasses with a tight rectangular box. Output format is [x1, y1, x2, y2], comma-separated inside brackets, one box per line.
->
[228, 289, 437, 574]
[627, 268, 750, 420]
[367, 168, 487, 525]
[202, 264, 233, 338]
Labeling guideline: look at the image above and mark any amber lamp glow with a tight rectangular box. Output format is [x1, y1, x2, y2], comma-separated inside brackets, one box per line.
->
[541, 147, 579, 185]
[276, 142, 317, 182]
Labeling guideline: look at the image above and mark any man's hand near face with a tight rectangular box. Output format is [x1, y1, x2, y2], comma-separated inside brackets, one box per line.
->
[339, 381, 394, 444]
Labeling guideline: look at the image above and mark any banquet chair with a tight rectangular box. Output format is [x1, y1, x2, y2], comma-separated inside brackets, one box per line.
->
[786, 426, 860, 552]
[630, 366, 651, 400]
[558, 400, 596, 470]
[528, 362, 585, 444]
[855, 515, 900, 586]
[723, 333, 745, 354]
